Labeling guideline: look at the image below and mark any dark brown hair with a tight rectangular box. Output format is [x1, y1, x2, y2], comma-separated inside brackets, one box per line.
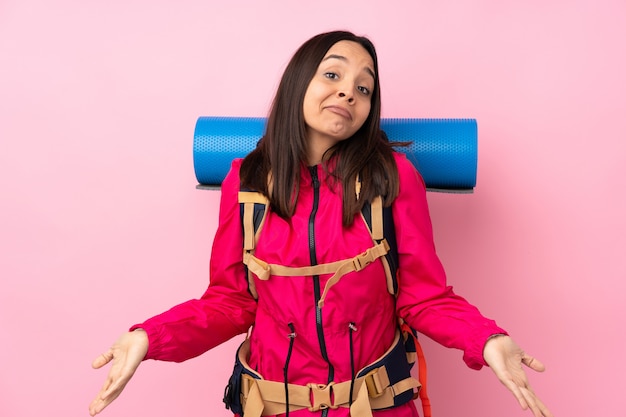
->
[240, 30, 401, 226]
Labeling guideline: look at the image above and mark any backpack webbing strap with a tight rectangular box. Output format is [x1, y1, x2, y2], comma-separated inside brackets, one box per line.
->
[360, 196, 396, 295]
[239, 191, 270, 298]
[241, 372, 418, 417]
[239, 191, 269, 251]
[237, 331, 421, 417]
[239, 184, 393, 300]
[370, 196, 383, 241]
[243, 239, 390, 308]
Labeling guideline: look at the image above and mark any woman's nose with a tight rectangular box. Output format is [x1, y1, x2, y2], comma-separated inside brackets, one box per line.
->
[338, 91, 355, 103]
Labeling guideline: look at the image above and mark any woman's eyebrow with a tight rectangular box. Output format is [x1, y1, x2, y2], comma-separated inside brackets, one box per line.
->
[322, 54, 375, 79]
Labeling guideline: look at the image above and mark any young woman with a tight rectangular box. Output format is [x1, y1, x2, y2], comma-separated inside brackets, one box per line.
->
[90, 31, 552, 417]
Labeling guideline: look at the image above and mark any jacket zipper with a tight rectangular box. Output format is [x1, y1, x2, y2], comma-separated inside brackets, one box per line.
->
[308, 166, 334, 417]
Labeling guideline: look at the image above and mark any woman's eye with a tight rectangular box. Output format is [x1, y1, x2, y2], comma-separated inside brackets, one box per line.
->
[324, 72, 339, 80]
[358, 86, 371, 95]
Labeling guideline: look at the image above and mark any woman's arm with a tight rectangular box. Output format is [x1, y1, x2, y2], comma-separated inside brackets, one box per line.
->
[392, 152, 506, 369]
[129, 158, 257, 362]
[89, 159, 257, 415]
[392, 153, 552, 416]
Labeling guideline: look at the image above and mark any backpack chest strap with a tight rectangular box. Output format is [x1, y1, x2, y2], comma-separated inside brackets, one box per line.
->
[243, 239, 390, 308]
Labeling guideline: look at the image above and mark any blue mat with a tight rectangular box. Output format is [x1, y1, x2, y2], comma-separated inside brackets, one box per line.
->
[193, 117, 477, 192]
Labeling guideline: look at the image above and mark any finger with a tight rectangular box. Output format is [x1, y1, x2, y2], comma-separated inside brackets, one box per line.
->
[89, 383, 113, 416]
[533, 395, 554, 417]
[519, 387, 542, 417]
[90, 378, 125, 415]
[520, 387, 553, 417]
[100, 371, 131, 401]
[89, 396, 106, 416]
[101, 386, 123, 407]
[521, 353, 546, 372]
[500, 378, 530, 410]
[89, 392, 116, 416]
[92, 351, 113, 369]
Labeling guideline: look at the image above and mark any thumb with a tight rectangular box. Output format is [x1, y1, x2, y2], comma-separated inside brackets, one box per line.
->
[521, 352, 546, 373]
[91, 350, 113, 369]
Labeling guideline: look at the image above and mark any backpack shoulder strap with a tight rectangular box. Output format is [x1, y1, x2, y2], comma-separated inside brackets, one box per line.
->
[238, 189, 269, 299]
[360, 196, 399, 295]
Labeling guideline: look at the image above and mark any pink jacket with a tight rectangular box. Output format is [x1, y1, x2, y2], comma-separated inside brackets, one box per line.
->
[133, 153, 506, 417]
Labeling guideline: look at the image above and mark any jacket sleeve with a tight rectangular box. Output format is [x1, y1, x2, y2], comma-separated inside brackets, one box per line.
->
[130, 159, 257, 362]
[393, 153, 507, 370]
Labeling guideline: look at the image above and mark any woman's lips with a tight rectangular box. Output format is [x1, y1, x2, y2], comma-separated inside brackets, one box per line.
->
[325, 105, 352, 120]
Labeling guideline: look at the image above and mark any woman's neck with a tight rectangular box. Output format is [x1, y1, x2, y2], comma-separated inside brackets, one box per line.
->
[306, 129, 339, 166]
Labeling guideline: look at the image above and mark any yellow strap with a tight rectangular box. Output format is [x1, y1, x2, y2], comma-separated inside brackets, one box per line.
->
[238, 191, 270, 297]
[242, 375, 310, 415]
[243, 253, 345, 281]
[239, 188, 394, 302]
[370, 196, 384, 241]
[238, 191, 269, 251]
[238, 191, 269, 204]
[242, 381, 264, 417]
[350, 381, 373, 417]
[238, 330, 420, 416]
[357, 196, 395, 296]
[242, 203, 255, 251]
[241, 372, 418, 416]
[243, 253, 270, 280]
[317, 240, 389, 308]
[364, 366, 390, 397]
[242, 241, 390, 307]
[243, 242, 389, 280]
[391, 377, 421, 398]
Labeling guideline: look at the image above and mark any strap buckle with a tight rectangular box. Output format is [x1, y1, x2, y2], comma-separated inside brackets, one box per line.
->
[352, 250, 373, 271]
[307, 382, 338, 411]
[363, 367, 390, 398]
[352, 240, 390, 272]
[352, 256, 368, 271]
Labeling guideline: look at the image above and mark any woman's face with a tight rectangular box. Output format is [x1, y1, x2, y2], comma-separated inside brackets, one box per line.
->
[302, 40, 375, 160]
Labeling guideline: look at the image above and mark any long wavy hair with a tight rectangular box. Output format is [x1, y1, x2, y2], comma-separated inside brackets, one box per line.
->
[240, 30, 401, 226]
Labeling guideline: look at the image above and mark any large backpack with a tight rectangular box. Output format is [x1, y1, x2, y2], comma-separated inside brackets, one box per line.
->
[236, 187, 432, 417]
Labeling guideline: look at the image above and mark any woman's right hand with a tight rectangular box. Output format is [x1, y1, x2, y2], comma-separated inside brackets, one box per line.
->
[89, 329, 149, 416]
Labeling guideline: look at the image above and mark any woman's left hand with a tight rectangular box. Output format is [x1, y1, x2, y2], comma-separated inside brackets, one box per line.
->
[483, 335, 553, 417]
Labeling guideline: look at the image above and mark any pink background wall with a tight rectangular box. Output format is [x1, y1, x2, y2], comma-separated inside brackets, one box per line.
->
[1, 1, 624, 416]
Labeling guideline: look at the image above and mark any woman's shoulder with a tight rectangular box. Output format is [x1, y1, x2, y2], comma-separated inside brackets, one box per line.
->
[231, 157, 244, 170]
[392, 150, 410, 168]
[392, 151, 426, 188]
[222, 158, 244, 191]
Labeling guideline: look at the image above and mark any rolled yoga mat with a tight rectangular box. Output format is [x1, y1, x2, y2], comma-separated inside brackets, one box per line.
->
[193, 117, 477, 192]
